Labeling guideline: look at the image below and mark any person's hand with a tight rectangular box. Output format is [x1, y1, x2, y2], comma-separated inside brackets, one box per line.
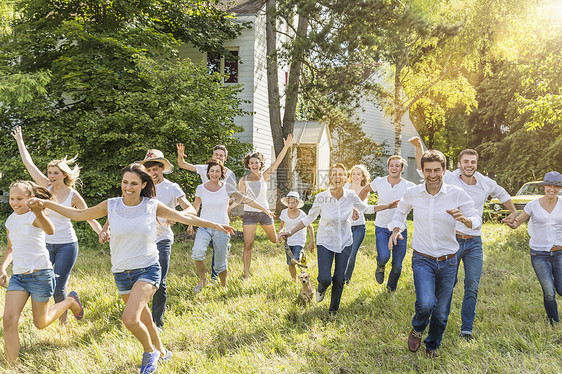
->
[176, 143, 185, 157]
[265, 210, 276, 219]
[446, 208, 468, 224]
[352, 209, 359, 221]
[27, 197, 46, 210]
[0, 272, 8, 288]
[408, 136, 422, 147]
[11, 126, 23, 142]
[98, 230, 110, 244]
[388, 230, 403, 250]
[308, 241, 315, 253]
[187, 225, 194, 236]
[502, 212, 518, 225]
[504, 220, 518, 229]
[279, 231, 291, 240]
[215, 224, 236, 235]
[387, 200, 400, 210]
[283, 134, 293, 148]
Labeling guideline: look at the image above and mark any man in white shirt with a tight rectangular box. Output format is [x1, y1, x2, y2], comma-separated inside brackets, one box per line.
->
[358, 155, 416, 291]
[176, 144, 237, 280]
[139, 150, 196, 330]
[410, 137, 517, 340]
[389, 150, 481, 358]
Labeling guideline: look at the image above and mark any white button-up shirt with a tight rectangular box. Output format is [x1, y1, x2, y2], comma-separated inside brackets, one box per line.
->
[388, 183, 481, 257]
[524, 198, 562, 251]
[370, 177, 416, 228]
[301, 189, 367, 253]
[444, 170, 511, 236]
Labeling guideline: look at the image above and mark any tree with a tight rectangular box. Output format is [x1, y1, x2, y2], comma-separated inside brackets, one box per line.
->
[0, 0, 248, 200]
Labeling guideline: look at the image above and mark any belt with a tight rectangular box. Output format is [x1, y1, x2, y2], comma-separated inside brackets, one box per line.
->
[551, 245, 562, 252]
[414, 250, 455, 262]
[456, 233, 479, 240]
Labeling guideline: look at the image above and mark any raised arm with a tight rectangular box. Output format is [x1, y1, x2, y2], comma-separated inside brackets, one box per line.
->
[176, 143, 197, 172]
[358, 184, 373, 201]
[11, 126, 50, 187]
[263, 134, 293, 182]
[408, 136, 424, 172]
[28, 198, 108, 221]
[155, 201, 235, 235]
[72, 192, 103, 234]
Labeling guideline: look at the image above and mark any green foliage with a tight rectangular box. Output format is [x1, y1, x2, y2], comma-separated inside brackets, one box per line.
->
[0, 0, 250, 201]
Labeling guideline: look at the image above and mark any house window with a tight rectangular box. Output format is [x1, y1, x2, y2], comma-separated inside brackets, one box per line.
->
[207, 50, 239, 83]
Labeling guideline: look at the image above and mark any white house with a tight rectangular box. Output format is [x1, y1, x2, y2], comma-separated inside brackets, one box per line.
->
[179, 0, 424, 206]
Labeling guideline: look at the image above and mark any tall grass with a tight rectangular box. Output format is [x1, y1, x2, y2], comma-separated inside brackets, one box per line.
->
[0, 222, 560, 373]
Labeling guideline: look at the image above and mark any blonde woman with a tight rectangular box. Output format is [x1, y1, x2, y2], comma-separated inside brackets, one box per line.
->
[12, 126, 102, 324]
[344, 164, 371, 284]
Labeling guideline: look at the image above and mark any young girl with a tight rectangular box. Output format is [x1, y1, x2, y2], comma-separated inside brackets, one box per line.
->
[12, 126, 102, 324]
[344, 165, 371, 284]
[1, 181, 83, 366]
[191, 159, 273, 292]
[238, 134, 293, 279]
[28, 164, 235, 374]
[278, 191, 315, 280]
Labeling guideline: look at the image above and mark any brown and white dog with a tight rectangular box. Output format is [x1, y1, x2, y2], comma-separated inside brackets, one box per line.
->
[298, 272, 315, 304]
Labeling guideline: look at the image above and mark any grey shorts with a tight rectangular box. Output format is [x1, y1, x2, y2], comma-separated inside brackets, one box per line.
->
[243, 211, 274, 226]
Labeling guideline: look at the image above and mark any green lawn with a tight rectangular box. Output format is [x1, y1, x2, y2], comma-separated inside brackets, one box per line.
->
[1, 222, 560, 373]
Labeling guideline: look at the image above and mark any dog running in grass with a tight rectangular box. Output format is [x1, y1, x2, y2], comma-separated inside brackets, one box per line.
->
[298, 272, 315, 304]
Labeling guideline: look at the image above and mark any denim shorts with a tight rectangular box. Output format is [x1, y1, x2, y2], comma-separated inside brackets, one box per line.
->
[243, 211, 274, 226]
[113, 263, 161, 295]
[7, 269, 55, 303]
[285, 245, 303, 265]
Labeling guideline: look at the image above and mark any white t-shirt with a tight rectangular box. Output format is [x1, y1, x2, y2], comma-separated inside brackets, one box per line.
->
[344, 183, 368, 226]
[5, 211, 52, 274]
[195, 164, 237, 194]
[155, 179, 185, 243]
[243, 175, 269, 212]
[195, 183, 231, 225]
[46, 187, 78, 244]
[107, 197, 159, 273]
[280, 209, 307, 247]
[370, 177, 416, 228]
[524, 198, 562, 252]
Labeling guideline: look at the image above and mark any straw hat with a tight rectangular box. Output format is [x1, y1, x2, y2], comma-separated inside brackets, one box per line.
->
[138, 149, 174, 174]
[281, 191, 304, 208]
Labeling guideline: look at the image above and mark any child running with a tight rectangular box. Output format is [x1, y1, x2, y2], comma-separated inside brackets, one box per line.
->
[278, 192, 315, 280]
[0, 181, 83, 367]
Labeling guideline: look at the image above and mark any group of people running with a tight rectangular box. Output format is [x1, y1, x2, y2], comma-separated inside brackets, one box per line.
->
[1, 127, 561, 371]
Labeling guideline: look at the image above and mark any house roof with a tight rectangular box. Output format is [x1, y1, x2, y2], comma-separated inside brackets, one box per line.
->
[218, 0, 265, 14]
[293, 121, 331, 147]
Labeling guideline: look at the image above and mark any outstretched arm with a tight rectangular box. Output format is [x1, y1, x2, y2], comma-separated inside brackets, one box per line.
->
[263, 134, 293, 182]
[176, 143, 197, 172]
[408, 136, 424, 172]
[156, 201, 235, 235]
[11, 126, 50, 188]
[28, 198, 108, 221]
[505, 211, 529, 229]
[231, 191, 274, 217]
[72, 192, 103, 234]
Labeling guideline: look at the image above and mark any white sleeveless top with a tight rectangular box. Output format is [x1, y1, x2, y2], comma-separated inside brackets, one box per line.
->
[46, 187, 78, 244]
[107, 197, 159, 273]
[5, 211, 52, 274]
[243, 175, 268, 212]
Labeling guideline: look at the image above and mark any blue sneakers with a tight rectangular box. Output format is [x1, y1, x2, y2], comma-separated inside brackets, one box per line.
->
[160, 349, 173, 362]
[140, 346, 160, 374]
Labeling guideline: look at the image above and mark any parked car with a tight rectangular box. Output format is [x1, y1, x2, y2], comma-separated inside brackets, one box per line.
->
[486, 181, 562, 220]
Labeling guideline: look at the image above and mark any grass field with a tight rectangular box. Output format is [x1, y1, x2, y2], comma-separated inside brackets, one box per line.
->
[0, 221, 560, 373]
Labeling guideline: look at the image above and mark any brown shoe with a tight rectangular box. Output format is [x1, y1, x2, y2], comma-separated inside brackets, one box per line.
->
[408, 329, 423, 352]
[425, 349, 439, 358]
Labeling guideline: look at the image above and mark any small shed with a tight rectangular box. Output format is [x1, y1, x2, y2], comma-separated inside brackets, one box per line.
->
[291, 121, 331, 198]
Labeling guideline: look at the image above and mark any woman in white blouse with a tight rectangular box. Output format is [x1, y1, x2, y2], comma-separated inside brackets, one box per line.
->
[506, 171, 562, 324]
[280, 164, 398, 317]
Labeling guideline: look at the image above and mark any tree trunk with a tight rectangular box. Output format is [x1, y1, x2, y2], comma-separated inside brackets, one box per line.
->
[393, 66, 404, 156]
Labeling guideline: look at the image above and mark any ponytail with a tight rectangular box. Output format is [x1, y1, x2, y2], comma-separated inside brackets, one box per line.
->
[9, 180, 53, 200]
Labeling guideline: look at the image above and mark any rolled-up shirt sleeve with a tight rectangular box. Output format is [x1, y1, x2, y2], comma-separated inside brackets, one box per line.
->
[457, 190, 482, 230]
[387, 191, 412, 232]
[301, 195, 322, 227]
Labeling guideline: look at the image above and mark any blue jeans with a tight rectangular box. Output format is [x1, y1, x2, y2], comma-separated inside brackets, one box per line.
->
[344, 225, 366, 282]
[453, 236, 483, 334]
[317, 245, 352, 313]
[152, 240, 171, 328]
[7, 269, 55, 303]
[46, 242, 79, 304]
[375, 226, 408, 291]
[411, 252, 457, 351]
[192, 228, 231, 274]
[530, 249, 562, 324]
